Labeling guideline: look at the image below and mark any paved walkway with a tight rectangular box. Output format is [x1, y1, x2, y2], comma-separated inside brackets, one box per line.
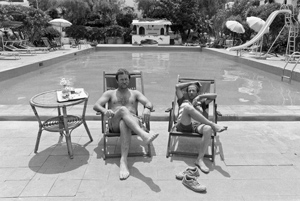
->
[0, 121, 300, 200]
[0, 45, 300, 200]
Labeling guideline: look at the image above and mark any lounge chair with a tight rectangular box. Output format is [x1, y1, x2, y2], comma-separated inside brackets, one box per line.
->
[69, 38, 78, 48]
[54, 37, 64, 49]
[96, 71, 153, 160]
[165, 76, 222, 162]
[13, 41, 50, 53]
[78, 39, 90, 48]
[41, 37, 57, 50]
[0, 51, 21, 60]
[4, 42, 36, 55]
[223, 39, 233, 49]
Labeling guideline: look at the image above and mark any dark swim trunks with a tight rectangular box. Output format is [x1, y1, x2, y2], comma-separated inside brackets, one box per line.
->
[176, 122, 202, 133]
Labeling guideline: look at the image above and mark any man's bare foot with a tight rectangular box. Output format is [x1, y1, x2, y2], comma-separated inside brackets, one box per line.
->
[145, 133, 159, 144]
[212, 124, 228, 133]
[119, 158, 130, 180]
[195, 159, 209, 174]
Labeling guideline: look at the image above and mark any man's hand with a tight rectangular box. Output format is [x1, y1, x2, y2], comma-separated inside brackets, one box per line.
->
[104, 109, 115, 119]
[192, 95, 201, 107]
[142, 108, 151, 123]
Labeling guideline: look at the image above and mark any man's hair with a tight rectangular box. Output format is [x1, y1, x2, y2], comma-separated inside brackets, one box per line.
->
[187, 83, 200, 93]
[115, 68, 131, 80]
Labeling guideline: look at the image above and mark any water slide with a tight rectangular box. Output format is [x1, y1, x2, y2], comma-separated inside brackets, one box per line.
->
[227, 9, 292, 51]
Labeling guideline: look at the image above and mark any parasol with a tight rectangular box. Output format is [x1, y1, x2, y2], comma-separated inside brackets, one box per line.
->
[49, 18, 72, 31]
[246, 16, 269, 33]
[225, 21, 245, 34]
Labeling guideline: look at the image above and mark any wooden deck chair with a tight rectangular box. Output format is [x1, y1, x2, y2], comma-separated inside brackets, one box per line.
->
[165, 76, 220, 162]
[97, 71, 152, 160]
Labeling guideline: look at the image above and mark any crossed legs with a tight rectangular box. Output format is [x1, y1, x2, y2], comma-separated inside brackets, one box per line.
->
[179, 104, 227, 133]
[109, 106, 159, 180]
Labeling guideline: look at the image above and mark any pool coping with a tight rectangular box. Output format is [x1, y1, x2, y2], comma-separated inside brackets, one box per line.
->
[1, 45, 300, 121]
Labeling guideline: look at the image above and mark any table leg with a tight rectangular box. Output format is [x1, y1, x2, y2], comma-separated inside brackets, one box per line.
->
[57, 107, 64, 137]
[62, 106, 73, 159]
[34, 126, 43, 153]
[83, 120, 93, 141]
[30, 104, 43, 153]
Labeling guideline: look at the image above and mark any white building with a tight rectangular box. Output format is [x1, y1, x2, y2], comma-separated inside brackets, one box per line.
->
[131, 19, 172, 45]
[260, 0, 297, 6]
[0, 0, 29, 7]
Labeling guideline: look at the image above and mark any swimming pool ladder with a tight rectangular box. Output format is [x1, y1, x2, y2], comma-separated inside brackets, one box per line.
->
[281, 51, 300, 83]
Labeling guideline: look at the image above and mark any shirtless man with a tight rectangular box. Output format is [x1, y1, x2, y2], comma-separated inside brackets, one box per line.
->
[93, 68, 159, 180]
[175, 81, 227, 173]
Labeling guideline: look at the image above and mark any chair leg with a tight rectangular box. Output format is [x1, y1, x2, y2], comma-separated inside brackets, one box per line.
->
[65, 135, 73, 159]
[34, 127, 43, 153]
[83, 120, 93, 141]
[211, 137, 215, 163]
[147, 144, 151, 157]
[166, 134, 172, 158]
[103, 135, 107, 160]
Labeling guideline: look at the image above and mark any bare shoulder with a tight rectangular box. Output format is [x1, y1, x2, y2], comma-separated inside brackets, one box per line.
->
[103, 89, 116, 97]
[131, 89, 143, 96]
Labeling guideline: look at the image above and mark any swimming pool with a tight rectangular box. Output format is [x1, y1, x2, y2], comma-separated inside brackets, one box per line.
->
[1, 50, 300, 114]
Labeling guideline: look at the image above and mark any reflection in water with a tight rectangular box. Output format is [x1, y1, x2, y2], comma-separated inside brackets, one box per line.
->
[132, 52, 170, 73]
[222, 69, 263, 104]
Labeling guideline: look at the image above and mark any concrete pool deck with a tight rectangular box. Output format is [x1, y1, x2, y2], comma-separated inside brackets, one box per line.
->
[0, 45, 300, 200]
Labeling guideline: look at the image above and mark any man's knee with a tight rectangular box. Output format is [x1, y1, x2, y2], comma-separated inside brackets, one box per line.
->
[202, 125, 213, 136]
[118, 106, 131, 115]
[183, 104, 195, 112]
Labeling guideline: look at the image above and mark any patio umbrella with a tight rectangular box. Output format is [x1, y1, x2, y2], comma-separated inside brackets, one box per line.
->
[226, 21, 245, 46]
[49, 19, 72, 45]
[246, 16, 269, 33]
[225, 21, 245, 34]
[49, 18, 72, 32]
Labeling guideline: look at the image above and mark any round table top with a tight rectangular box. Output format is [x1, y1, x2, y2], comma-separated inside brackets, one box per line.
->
[30, 89, 88, 108]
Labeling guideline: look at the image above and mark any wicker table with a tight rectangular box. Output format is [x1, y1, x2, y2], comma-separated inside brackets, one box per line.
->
[29, 90, 93, 159]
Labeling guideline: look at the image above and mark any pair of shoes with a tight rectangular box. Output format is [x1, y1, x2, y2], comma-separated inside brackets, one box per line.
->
[182, 174, 206, 192]
[175, 166, 200, 180]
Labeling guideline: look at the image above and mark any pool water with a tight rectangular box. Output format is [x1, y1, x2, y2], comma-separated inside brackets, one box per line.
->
[1, 51, 300, 112]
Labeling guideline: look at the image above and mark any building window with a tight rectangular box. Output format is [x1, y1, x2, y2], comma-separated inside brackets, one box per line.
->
[139, 27, 145, 35]
[160, 28, 164, 35]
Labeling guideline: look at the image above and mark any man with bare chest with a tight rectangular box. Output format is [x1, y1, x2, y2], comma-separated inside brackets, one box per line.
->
[93, 68, 159, 180]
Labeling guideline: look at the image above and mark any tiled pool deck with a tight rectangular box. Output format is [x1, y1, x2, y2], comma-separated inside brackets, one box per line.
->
[0, 45, 300, 200]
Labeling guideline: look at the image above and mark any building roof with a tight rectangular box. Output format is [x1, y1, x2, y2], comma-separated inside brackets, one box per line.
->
[132, 19, 171, 26]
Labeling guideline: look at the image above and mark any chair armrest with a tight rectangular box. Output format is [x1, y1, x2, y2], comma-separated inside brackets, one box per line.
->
[165, 107, 173, 113]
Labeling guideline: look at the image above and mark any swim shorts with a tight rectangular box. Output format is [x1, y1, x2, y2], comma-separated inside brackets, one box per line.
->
[176, 122, 203, 133]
